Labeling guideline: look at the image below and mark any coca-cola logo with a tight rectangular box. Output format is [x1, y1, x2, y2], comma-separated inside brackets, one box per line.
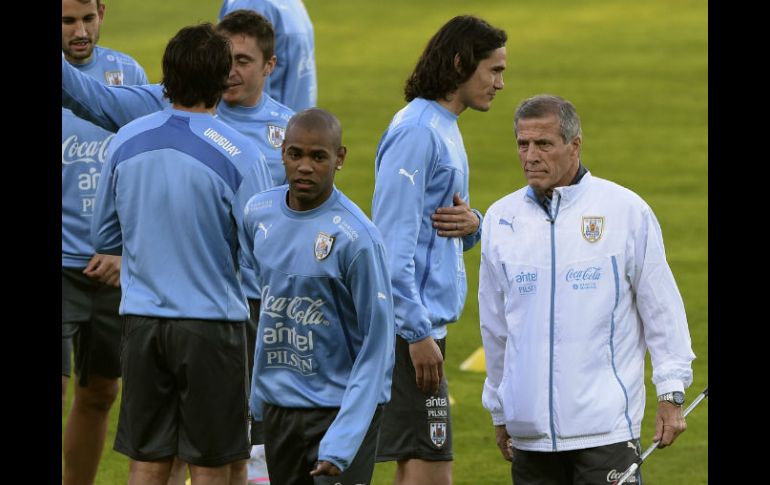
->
[61, 133, 115, 165]
[565, 266, 602, 282]
[260, 285, 329, 326]
[606, 469, 636, 483]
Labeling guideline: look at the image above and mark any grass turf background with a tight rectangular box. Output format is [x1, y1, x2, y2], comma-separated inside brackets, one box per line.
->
[62, 1, 708, 483]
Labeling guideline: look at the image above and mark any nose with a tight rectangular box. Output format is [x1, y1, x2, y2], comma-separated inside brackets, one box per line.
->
[521, 144, 539, 164]
[74, 20, 88, 38]
[495, 72, 504, 90]
[297, 156, 313, 173]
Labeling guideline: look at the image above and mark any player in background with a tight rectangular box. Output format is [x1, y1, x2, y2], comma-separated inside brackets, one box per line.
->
[220, 0, 317, 111]
[61, 1, 147, 484]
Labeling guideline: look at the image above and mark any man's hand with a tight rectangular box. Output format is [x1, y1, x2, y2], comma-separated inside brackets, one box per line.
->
[494, 425, 513, 461]
[653, 401, 687, 448]
[309, 460, 341, 477]
[409, 337, 444, 394]
[432, 193, 479, 238]
[82, 254, 121, 287]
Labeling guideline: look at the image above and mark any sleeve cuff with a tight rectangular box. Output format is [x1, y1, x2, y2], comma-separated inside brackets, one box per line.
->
[96, 246, 122, 256]
[491, 411, 506, 426]
[470, 208, 483, 236]
[655, 379, 685, 396]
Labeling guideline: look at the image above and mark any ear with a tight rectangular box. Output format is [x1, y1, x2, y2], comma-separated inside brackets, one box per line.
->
[335, 145, 347, 170]
[97, 2, 106, 21]
[263, 55, 277, 77]
[453, 53, 462, 74]
[570, 135, 582, 160]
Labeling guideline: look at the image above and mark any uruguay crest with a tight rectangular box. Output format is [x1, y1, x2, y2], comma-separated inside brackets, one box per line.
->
[582, 216, 605, 243]
[267, 124, 286, 148]
[104, 70, 124, 86]
[314, 232, 335, 261]
[430, 422, 446, 447]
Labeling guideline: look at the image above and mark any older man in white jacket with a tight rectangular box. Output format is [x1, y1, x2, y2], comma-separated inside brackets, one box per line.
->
[478, 94, 695, 485]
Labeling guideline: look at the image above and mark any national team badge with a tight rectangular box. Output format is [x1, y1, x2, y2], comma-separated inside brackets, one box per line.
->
[104, 70, 124, 86]
[430, 422, 446, 448]
[267, 124, 286, 148]
[582, 216, 605, 243]
[314, 232, 335, 261]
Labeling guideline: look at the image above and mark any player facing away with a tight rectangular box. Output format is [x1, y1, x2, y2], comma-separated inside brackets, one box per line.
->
[242, 108, 395, 485]
[91, 23, 273, 485]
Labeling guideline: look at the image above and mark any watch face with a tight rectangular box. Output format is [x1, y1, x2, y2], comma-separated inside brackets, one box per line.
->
[672, 391, 685, 405]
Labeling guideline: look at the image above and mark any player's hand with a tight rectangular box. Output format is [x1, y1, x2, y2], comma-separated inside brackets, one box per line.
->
[432, 193, 479, 237]
[494, 425, 513, 461]
[83, 253, 121, 287]
[309, 460, 341, 477]
[654, 401, 686, 448]
[408, 336, 444, 394]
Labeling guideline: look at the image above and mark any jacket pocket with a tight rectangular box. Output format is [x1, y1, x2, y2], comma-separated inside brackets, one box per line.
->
[551, 254, 626, 438]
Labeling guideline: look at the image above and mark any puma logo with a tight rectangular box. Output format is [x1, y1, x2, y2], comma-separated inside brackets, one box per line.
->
[398, 168, 418, 185]
[498, 217, 515, 232]
[258, 222, 271, 239]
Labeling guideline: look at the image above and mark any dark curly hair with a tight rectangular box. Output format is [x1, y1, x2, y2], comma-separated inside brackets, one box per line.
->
[405, 15, 507, 102]
[161, 23, 232, 109]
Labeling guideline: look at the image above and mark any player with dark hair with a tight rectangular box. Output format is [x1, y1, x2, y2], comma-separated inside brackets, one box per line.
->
[61, 0, 147, 483]
[371, 14, 507, 485]
[91, 23, 273, 485]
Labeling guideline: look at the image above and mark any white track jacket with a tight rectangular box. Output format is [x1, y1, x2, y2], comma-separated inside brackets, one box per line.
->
[479, 172, 695, 452]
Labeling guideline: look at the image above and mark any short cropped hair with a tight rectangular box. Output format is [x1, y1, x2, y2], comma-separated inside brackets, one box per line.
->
[514, 94, 582, 143]
[218, 9, 275, 60]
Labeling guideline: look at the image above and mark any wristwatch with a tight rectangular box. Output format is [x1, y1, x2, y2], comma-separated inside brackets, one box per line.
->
[657, 391, 685, 406]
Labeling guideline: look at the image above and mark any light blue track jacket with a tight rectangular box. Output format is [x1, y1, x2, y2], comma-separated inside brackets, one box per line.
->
[61, 56, 294, 187]
[62, 57, 293, 298]
[220, 0, 317, 111]
[372, 98, 481, 343]
[92, 108, 272, 320]
[62, 46, 147, 268]
[242, 186, 395, 471]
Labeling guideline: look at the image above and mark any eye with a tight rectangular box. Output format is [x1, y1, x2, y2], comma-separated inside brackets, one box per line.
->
[286, 150, 301, 160]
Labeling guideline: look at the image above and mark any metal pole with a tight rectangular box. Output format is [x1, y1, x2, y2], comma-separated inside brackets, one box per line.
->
[615, 387, 708, 485]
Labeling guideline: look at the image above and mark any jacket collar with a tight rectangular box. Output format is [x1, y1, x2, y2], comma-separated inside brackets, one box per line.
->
[525, 170, 594, 215]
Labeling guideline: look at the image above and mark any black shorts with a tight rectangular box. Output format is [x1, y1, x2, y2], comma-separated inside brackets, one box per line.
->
[62, 330, 73, 377]
[511, 439, 643, 485]
[376, 335, 452, 462]
[61, 267, 122, 385]
[247, 298, 261, 382]
[263, 404, 383, 485]
[247, 299, 264, 444]
[114, 316, 251, 467]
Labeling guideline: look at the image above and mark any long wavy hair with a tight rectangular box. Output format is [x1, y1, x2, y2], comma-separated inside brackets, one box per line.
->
[404, 15, 507, 102]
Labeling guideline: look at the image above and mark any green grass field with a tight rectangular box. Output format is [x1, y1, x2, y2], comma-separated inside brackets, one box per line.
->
[63, 0, 708, 483]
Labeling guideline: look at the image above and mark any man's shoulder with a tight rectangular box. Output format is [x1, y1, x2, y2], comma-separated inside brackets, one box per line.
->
[260, 95, 294, 125]
[487, 186, 529, 215]
[588, 175, 648, 208]
[245, 186, 284, 216]
[385, 102, 440, 140]
[93, 46, 145, 72]
[334, 193, 386, 247]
